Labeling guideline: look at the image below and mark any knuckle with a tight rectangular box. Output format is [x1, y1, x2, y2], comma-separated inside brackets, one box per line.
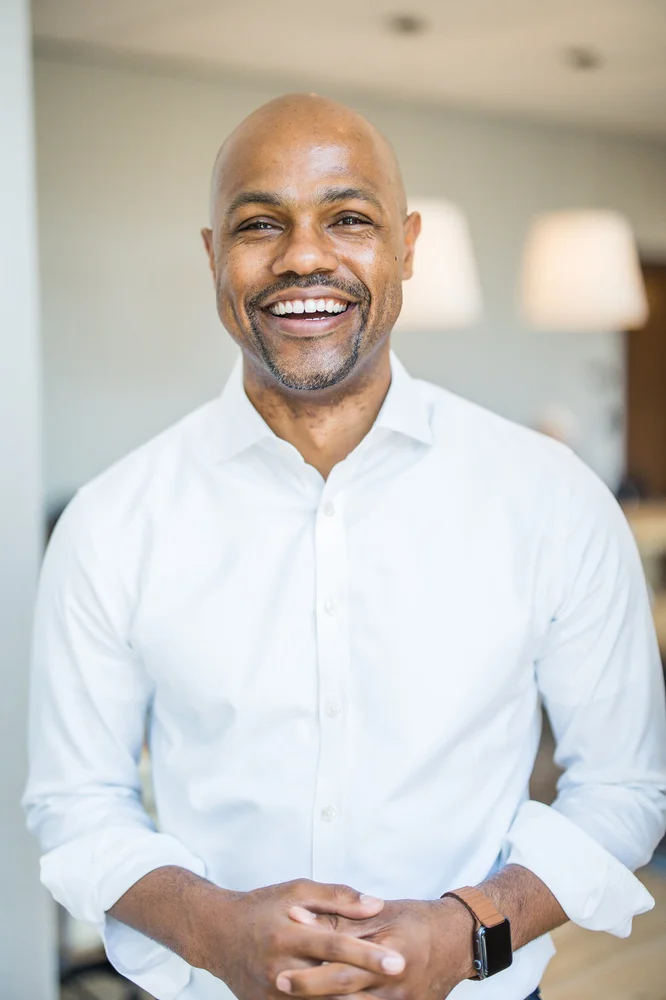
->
[290, 878, 312, 895]
[332, 882, 355, 900]
[336, 967, 356, 990]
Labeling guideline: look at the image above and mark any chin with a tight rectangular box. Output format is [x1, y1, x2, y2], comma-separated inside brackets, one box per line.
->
[257, 332, 363, 392]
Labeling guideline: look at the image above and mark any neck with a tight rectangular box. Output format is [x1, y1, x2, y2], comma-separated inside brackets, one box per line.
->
[242, 344, 392, 480]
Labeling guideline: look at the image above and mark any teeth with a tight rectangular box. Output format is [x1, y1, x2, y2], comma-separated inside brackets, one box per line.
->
[268, 298, 349, 316]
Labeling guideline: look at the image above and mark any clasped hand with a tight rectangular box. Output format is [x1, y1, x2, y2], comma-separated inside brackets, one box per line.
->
[208, 879, 473, 1000]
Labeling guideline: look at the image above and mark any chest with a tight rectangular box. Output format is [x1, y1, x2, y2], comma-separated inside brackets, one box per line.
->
[130, 468, 545, 736]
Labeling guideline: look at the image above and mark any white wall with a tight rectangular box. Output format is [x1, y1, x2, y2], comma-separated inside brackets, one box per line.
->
[0, 3, 56, 997]
[34, 53, 666, 508]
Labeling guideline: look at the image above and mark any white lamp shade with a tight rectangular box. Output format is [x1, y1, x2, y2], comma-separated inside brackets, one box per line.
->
[395, 198, 483, 332]
[520, 209, 648, 332]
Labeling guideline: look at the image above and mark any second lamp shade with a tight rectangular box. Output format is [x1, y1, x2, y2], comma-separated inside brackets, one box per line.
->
[520, 209, 648, 332]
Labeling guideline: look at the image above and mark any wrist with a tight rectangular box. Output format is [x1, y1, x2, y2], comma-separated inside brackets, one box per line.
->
[182, 879, 243, 969]
[432, 896, 477, 982]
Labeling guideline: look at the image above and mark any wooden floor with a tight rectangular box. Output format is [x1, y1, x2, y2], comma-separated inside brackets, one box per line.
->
[541, 866, 666, 1000]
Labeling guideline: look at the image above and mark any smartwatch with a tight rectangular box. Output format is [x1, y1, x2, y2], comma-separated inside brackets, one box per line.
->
[441, 886, 513, 980]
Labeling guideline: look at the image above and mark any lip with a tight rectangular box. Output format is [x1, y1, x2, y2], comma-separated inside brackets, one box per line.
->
[260, 302, 358, 338]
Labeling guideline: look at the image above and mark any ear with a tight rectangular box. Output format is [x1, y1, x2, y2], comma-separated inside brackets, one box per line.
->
[402, 211, 421, 281]
[201, 228, 216, 280]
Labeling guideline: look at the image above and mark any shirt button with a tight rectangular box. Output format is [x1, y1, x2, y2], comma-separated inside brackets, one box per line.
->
[324, 598, 338, 616]
[326, 701, 342, 718]
[321, 805, 337, 822]
[323, 501, 336, 517]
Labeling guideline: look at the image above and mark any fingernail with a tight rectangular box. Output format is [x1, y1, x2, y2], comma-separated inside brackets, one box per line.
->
[381, 954, 405, 974]
[359, 894, 383, 906]
[289, 905, 317, 925]
[276, 975, 292, 993]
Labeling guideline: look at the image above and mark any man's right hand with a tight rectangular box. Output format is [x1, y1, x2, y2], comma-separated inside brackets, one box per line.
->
[109, 867, 406, 1000]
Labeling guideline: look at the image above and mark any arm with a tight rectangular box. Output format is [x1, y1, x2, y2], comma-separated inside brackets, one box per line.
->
[23, 495, 405, 999]
[505, 453, 666, 936]
[23, 496, 208, 996]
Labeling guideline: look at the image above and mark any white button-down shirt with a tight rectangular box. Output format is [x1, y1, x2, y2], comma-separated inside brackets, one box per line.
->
[24, 353, 666, 1000]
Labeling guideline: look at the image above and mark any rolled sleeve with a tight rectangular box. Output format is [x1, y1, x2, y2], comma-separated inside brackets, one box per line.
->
[505, 800, 654, 935]
[511, 453, 666, 937]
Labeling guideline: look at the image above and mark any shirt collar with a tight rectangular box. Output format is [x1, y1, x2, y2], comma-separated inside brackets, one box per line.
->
[212, 349, 432, 464]
[375, 352, 433, 446]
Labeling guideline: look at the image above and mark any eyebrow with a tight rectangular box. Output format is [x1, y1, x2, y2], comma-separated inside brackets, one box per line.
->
[316, 186, 384, 213]
[224, 185, 384, 220]
[224, 191, 284, 219]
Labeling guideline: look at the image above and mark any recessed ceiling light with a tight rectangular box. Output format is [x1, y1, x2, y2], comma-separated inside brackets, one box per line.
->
[388, 13, 429, 36]
[564, 46, 603, 71]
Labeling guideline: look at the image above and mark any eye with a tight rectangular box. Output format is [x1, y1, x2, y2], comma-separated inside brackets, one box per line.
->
[237, 219, 280, 232]
[335, 214, 371, 227]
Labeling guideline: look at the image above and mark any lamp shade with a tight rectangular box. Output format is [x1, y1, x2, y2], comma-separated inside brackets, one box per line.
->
[394, 198, 482, 332]
[520, 209, 648, 332]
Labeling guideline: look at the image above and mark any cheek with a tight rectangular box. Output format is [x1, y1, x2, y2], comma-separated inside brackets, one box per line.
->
[360, 246, 403, 315]
[216, 255, 260, 318]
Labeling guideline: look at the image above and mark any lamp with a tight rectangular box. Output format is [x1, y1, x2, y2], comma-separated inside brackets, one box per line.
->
[520, 209, 648, 332]
[394, 198, 483, 332]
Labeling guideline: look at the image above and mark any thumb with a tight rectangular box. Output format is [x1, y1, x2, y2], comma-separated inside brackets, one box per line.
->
[301, 882, 385, 919]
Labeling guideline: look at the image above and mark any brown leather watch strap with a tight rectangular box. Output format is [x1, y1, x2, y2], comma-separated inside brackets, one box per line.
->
[441, 886, 506, 929]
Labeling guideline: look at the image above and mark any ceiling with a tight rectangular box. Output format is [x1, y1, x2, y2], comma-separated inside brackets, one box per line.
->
[32, 0, 666, 139]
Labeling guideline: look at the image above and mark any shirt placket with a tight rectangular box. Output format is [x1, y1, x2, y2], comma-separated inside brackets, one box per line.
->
[311, 484, 351, 885]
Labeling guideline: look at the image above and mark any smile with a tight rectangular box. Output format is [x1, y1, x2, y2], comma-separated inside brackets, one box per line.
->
[267, 298, 349, 317]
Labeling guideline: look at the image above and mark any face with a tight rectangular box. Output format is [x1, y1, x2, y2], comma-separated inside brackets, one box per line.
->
[202, 118, 420, 392]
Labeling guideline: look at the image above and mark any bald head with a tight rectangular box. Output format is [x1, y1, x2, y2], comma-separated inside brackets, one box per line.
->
[210, 93, 407, 225]
[201, 92, 420, 393]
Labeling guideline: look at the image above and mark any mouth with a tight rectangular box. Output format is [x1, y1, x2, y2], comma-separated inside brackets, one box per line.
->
[259, 292, 358, 338]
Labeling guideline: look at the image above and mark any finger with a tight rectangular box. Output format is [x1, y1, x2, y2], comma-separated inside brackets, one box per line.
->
[289, 906, 376, 939]
[276, 963, 377, 996]
[299, 883, 384, 919]
[290, 925, 405, 977]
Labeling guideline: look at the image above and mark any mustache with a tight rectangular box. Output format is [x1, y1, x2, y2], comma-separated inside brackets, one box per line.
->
[247, 274, 370, 311]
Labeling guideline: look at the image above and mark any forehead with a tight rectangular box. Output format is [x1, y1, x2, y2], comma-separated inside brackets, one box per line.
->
[215, 126, 398, 210]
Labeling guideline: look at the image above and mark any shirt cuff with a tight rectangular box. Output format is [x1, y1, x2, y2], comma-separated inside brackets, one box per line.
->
[103, 916, 195, 1000]
[40, 826, 207, 922]
[97, 833, 207, 1000]
[504, 801, 654, 937]
[41, 828, 207, 1000]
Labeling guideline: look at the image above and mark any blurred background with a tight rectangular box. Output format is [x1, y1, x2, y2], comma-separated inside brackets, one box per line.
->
[1, 1, 665, 998]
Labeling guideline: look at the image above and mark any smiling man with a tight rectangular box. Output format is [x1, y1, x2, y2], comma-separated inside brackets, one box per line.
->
[24, 95, 666, 1000]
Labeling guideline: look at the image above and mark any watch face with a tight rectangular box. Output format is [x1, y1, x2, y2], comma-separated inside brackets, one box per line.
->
[479, 919, 513, 977]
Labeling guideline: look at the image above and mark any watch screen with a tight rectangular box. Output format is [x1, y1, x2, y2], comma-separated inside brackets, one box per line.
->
[482, 918, 513, 976]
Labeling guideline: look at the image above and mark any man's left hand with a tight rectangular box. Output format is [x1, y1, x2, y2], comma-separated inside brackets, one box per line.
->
[275, 897, 476, 1000]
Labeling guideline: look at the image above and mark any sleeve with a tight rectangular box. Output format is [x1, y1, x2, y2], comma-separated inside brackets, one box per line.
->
[504, 452, 666, 937]
[22, 493, 206, 996]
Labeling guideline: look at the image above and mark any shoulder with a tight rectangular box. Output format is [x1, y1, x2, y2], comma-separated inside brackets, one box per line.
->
[51, 399, 220, 560]
[413, 375, 627, 538]
[416, 375, 574, 485]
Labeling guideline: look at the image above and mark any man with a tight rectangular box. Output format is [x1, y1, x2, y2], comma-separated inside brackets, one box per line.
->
[25, 94, 666, 1000]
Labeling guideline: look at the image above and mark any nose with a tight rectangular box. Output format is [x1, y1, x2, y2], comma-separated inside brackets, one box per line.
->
[272, 221, 338, 277]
